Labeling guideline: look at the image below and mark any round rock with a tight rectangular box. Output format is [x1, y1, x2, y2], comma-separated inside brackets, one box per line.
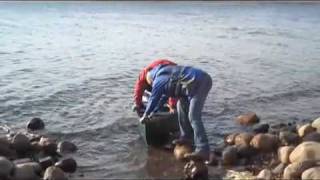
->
[173, 144, 192, 161]
[234, 133, 254, 146]
[250, 133, 279, 152]
[13, 162, 41, 180]
[0, 156, 14, 178]
[301, 166, 320, 180]
[222, 146, 238, 166]
[235, 112, 259, 126]
[12, 133, 31, 154]
[311, 117, 320, 131]
[57, 141, 77, 154]
[39, 137, 57, 155]
[253, 123, 270, 134]
[55, 158, 77, 173]
[289, 141, 320, 163]
[27, 117, 45, 131]
[278, 146, 295, 164]
[43, 166, 67, 180]
[224, 133, 238, 145]
[279, 131, 300, 146]
[283, 160, 316, 179]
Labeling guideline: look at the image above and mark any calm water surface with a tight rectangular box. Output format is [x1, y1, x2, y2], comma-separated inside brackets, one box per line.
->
[1, 1, 320, 178]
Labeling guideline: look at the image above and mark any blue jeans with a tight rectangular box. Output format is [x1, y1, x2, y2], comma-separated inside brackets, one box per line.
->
[177, 72, 212, 155]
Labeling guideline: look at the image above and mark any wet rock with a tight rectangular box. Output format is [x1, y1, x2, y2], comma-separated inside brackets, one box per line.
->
[55, 158, 77, 173]
[256, 169, 272, 180]
[272, 163, 286, 175]
[0, 137, 17, 158]
[222, 146, 237, 166]
[234, 133, 254, 146]
[311, 117, 320, 132]
[283, 160, 316, 179]
[39, 137, 57, 155]
[43, 166, 67, 180]
[253, 123, 269, 134]
[278, 146, 295, 164]
[289, 141, 320, 163]
[235, 112, 259, 126]
[39, 157, 55, 170]
[57, 141, 77, 154]
[0, 156, 14, 178]
[298, 124, 316, 138]
[184, 160, 208, 180]
[173, 144, 192, 161]
[235, 144, 256, 159]
[250, 133, 279, 152]
[12, 133, 31, 154]
[213, 143, 225, 156]
[303, 132, 320, 143]
[279, 131, 300, 146]
[30, 141, 42, 153]
[13, 162, 41, 180]
[301, 166, 320, 180]
[224, 133, 238, 145]
[27, 117, 45, 131]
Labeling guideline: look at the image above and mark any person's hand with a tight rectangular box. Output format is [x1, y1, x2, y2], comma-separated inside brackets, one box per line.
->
[132, 104, 145, 117]
[168, 105, 176, 114]
[139, 115, 150, 124]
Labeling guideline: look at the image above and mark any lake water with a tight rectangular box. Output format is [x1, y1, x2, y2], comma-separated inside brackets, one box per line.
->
[1, 1, 320, 178]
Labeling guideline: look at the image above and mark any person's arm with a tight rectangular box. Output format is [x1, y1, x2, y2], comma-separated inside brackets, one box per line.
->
[133, 70, 148, 112]
[144, 79, 166, 117]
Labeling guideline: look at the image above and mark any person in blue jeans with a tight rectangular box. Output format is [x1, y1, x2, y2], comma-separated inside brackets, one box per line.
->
[140, 64, 212, 161]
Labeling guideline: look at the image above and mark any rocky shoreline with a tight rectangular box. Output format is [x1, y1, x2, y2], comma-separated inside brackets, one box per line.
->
[0, 118, 77, 180]
[175, 112, 320, 180]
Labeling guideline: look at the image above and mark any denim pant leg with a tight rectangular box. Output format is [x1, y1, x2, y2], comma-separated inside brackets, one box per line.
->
[189, 74, 212, 153]
[177, 97, 194, 141]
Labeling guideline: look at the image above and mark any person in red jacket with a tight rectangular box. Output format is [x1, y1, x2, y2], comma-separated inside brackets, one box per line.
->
[133, 59, 177, 117]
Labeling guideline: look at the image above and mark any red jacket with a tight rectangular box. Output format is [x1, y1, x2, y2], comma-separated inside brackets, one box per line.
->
[134, 59, 177, 108]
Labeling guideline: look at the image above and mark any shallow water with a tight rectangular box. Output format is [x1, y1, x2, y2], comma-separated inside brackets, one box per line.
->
[1, 1, 320, 178]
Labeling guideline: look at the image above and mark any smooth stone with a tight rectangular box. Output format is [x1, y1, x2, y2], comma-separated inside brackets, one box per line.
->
[279, 131, 300, 146]
[222, 146, 238, 166]
[12, 133, 31, 154]
[234, 133, 254, 146]
[27, 117, 45, 131]
[301, 166, 320, 180]
[39, 137, 57, 155]
[43, 166, 67, 180]
[13, 162, 41, 180]
[57, 141, 77, 154]
[205, 152, 218, 166]
[55, 158, 77, 173]
[253, 123, 269, 134]
[183, 160, 208, 180]
[278, 146, 295, 164]
[298, 124, 316, 138]
[256, 169, 272, 180]
[173, 144, 192, 161]
[0, 156, 14, 178]
[0, 138, 17, 158]
[283, 160, 316, 179]
[311, 117, 320, 131]
[250, 133, 279, 152]
[235, 112, 259, 126]
[272, 163, 286, 175]
[303, 132, 320, 143]
[235, 144, 256, 159]
[290, 141, 320, 163]
[224, 133, 238, 145]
